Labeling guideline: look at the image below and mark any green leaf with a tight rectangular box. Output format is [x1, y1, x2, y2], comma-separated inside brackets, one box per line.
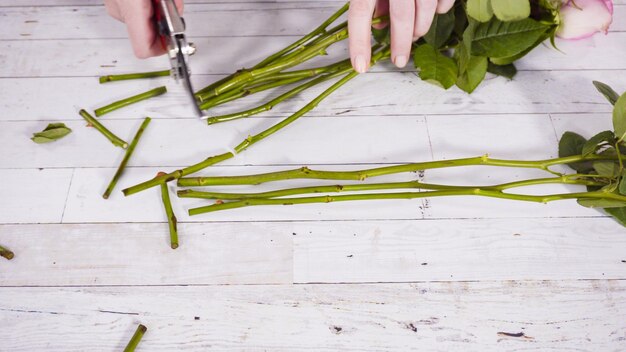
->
[619, 174, 626, 195]
[424, 10, 456, 49]
[613, 92, 626, 140]
[577, 198, 626, 209]
[456, 55, 488, 93]
[490, 0, 531, 22]
[467, 0, 493, 22]
[487, 62, 517, 79]
[372, 27, 390, 45]
[31, 123, 72, 144]
[581, 130, 615, 156]
[558, 131, 593, 173]
[605, 207, 626, 227]
[593, 81, 619, 106]
[593, 161, 620, 177]
[471, 18, 550, 59]
[454, 3, 469, 37]
[413, 44, 459, 89]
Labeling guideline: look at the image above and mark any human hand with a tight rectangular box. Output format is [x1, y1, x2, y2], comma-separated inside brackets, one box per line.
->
[348, 0, 454, 73]
[104, 0, 184, 58]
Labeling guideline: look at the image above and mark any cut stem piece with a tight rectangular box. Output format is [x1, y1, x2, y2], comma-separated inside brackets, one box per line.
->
[94, 86, 167, 117]
[99, 70, 170, 84]
[159, 174, 179, 249]
[123, 324, 147, 352]
[0, 245, 14, 260]
[79, 109, 128, 149]
[103, 117, 151, 199]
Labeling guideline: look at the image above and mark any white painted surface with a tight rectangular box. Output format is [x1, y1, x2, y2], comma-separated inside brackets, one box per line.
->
[0, 1, 625, 351]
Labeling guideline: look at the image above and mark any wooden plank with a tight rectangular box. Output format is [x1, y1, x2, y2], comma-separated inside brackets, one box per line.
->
[0, 169, 73, 224]
[1, 34, 625, 79]
[0, 222, 292, 286]
[0, 70, 620, 122]
[0, 115, 431, 169]
[0, 281, 625, 351]
[2, 4, 623, 40]
[0, 3, 341, 40]
[293, 217, 626, 283]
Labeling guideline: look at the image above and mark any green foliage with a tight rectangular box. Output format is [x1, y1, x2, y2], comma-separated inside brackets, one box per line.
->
[31, 123, 72, 144]
[490, 0, 531, 22]
[593, 161, 620, 177]
[471, 18, 551, 59]
[582, 130, 615, 156]
[456, 55, 488, 93]
[613, 92, 626, 141]
[593, 81, 619, 106]
[487, 62, 517, 79]
[577, 197, 626, 209]
[424, 10, 456, 49]
[558, 132, 593, 173]
[467, 0, 494, 22]
[605, 207, 626, 227]
[413, 44, 458, 89]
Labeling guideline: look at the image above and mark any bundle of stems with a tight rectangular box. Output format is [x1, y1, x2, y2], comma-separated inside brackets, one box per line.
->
[174, 154, 626, 215]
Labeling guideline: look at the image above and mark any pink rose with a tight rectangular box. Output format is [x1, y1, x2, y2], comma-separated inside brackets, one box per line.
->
[556, 0, 613, 39]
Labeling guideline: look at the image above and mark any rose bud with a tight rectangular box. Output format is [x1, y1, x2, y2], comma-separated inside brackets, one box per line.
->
[556, 0, 613, 39]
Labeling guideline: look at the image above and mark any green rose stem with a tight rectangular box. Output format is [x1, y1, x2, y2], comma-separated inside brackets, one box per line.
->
[79, 109, 128, 149]
[192, 2, 348, 100]
[122, 48, 390, 197]
[198, 59, 353, 110]
[123, 324, 147, 352]
[94, 86, 167, 117]
[99, 70, 170, 84]
[176, 154, 616, 187]
[199, 75, 308, 111]
[198, 17, 388, 103]
[0, 245, 14, 260]
[252, 3, 349, 69]
[188, 189, 626, 216]
[205, 63, 354, 124]
[177, 175, 605, 201]
[102, 117, 151, 199]
[159, 174, 179, 249]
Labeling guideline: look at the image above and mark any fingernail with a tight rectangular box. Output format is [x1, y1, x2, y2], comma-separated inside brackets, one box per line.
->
[394, 55, 408, 68]
[354, 55, 367, 73]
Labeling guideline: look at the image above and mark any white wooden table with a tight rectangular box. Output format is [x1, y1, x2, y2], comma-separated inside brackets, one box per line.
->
[1, 1, 626, 350]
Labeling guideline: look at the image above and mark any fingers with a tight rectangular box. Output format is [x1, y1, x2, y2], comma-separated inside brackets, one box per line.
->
[436, 0, 455, 13]
[104, 0, 122, 21]
[348, 0, 377, 73]
[414, 0, 437, 40]
[122, 0, 166, 58]
[389, 0, 415, 68]
[174, 0, 184, 14]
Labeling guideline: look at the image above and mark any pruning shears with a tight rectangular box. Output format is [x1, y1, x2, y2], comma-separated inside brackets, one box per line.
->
[152, 0, 203, 117]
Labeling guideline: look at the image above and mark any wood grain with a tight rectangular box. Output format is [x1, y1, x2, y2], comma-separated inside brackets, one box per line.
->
[0, 281, 624, 351]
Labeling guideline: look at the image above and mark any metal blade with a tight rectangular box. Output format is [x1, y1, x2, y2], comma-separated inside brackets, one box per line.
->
[175, 37, 203, 117]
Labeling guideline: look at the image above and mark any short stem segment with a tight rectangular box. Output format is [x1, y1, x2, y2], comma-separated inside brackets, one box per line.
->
[0, 245, 14, 260]
[99, 70, 170, 84]
[79, 109, 128, 149]
[103, 117, 151, 199]
[123, 324, 147, 352]
[94, 86, 167, 117]
[159, 175, 179, 249]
